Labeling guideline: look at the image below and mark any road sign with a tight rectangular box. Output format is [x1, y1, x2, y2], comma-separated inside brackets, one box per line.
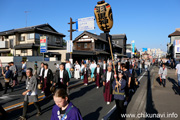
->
[40, 36, 47, 53]
[67, 40, 73, 53]
[142, 48, 147, 52]
[76, 16, 95, 31]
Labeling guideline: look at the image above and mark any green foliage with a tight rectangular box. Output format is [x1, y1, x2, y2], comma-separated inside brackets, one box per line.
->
[8, 53, 13, 56]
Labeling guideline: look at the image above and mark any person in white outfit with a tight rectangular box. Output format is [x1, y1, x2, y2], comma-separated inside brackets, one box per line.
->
[74, 62, 80, 79]
[90, 61, 97, 79]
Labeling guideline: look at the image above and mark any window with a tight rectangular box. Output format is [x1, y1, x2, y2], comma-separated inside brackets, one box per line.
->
[84, 43, 87, 48]
[2, 36, 4, 41]
[21, 36, 25, 41]
[35, 33, 40, 40]
[103, 44, 105, 50]
[21, 50, 27, 53]
[27, 33, 34, 40]
[9, 39, 14, 48]
[77, 43, 81, 47]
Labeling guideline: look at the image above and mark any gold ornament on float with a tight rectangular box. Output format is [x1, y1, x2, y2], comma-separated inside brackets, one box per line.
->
[94, 1, 113, 32]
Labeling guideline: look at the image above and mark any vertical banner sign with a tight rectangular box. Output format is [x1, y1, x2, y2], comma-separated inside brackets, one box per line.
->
[40, 36, 47, 53]
[131, 40, 135, 54]
[67, 40, 73, 52]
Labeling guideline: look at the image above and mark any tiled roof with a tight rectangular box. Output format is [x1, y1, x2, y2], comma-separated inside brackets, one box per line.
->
[168, 30, 180, 37]
[0, 23, 65, 36]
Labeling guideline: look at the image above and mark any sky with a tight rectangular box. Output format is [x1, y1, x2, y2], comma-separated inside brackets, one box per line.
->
[0, 0, 180, 52]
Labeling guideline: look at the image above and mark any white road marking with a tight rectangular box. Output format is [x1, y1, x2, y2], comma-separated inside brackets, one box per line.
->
[138, 72, 146, 82]
[0, 94, 21, 99]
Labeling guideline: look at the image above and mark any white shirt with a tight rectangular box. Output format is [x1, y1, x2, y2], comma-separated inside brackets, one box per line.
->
[118, 65, 121, 70]
[81, 65, 84, 70]
[97, 67, 100, 73]
[90, 63, 97, 69]
[22, 63, 26, 72]
[44, 69, 48, 78]
[159, 67, 167, 79]
[65, 63, 71, 69]
[39, 67, 44, 77]
[176, 64, 180, 74]
[103, 64, 106, 70]
[106, 71, 111, 82]
[60, 70, 63, 79]
[75, 64, 80, 71]
[56, 64, 59, 69]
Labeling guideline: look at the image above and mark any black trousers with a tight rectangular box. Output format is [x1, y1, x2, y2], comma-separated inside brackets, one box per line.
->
[20, 72, 27, 81]
[22, 101, 41, 117]
[162, 79, 166, 87]
[115, 99, 124, 120]
[0, 105, 7, 120]
[4, 82, 13, 94]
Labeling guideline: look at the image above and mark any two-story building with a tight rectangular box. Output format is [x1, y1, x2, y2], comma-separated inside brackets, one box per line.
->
[168, 28, 180, 59]
[71, 31, 110, 62]
[65, 31, 127, 63]
[112, 34, 127, 57]
[0, 23, 65, 60]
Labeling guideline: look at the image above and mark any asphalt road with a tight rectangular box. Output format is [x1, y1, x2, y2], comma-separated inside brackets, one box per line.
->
[0, 68, 149, 120]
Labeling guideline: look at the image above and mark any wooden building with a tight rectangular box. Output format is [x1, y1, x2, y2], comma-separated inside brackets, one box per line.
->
[66, 31, 127, 63]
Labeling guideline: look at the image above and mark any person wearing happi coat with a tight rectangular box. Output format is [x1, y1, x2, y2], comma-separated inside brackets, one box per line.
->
[102, 66, 114, 105]
[51, 89, 83, 120]
[81, 64, 91, 85]
[90, 61, 97, 79]
[94, 64, 103, 89]
[41, 63, 53, 97]
[112, 71, 126, 120]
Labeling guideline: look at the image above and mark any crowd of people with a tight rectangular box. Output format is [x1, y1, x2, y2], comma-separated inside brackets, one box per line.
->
[0, 58, 153, 120]
[1, 57, 180, 120]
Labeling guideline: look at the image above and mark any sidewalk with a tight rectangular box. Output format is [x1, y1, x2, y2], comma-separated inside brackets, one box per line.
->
[152, 67, 180, 120]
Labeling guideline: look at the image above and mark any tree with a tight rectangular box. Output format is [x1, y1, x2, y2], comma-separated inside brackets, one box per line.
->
[8, 53, 13, 56]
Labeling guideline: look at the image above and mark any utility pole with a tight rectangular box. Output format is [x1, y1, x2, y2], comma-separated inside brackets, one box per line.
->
[68, 17, 76, 60]
[24, 11, 30, 27]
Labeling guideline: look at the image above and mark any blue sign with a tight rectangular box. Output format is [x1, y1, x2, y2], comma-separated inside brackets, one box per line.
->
[177, 47, 180, 52]
[40, 36, 47, 53]
[40, 49, 47, 53]
[142, 48, 147, 52]
[44, 58, 49, 61]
